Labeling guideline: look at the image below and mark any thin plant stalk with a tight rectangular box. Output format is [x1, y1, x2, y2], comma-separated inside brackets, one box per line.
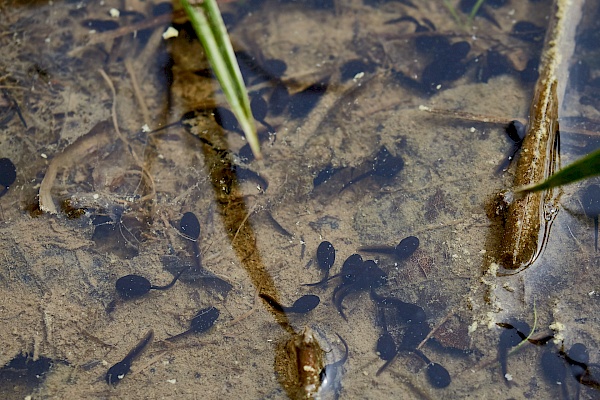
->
[180, 0, 261, 159]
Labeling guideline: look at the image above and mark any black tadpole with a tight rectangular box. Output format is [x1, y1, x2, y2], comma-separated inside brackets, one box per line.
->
[0, 157, 16, 197]
[375, 331, 400, 377]
[340, 146, 404, 192]
[497, 120, 526, 173]
[213, 106, 243, 136]
[106, 329, 154, 385]
[250, 93, 275, 133]
[414, 349, 451, 388]
[116, 266, 190, 300]
[260, 293, 320, 314]
[166, 306, 220, 341]
[370, 289, 427, 325]
[582, 185, 600, 251]
[304, 241, 336, 287]
[179, 211, 203, 269]
[359, 236, 419, 261]
[179, 211, 201, 241]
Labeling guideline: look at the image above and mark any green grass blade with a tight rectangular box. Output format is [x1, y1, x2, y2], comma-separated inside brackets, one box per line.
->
[468, 0, 487, 24]
[181, 0, 261, 159]
[443, 0, 463, 27]
[517, 147, 600, 193]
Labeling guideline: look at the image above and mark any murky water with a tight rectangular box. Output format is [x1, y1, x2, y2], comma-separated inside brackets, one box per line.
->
[1, 0, 599, 398]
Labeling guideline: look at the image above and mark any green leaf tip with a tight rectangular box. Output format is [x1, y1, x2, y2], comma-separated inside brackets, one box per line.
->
[181, 0, 262, 160]
[516, 147, 600, 194]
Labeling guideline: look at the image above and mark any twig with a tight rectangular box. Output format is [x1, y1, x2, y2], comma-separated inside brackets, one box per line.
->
[416, 309, 454, 350]
[124, 59, 150, 126]
[98, 68, 156, 204]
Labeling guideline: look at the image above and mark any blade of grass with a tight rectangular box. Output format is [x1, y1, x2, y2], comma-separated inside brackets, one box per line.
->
[468, 0, 487, 25]
[181, 0, 261, 160]
[443, 0, 464, 27]
[510, 299, 537, 354]
[516, 147, 600, 194]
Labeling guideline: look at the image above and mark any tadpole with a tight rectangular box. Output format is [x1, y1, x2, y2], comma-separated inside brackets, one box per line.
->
[213, 106, 243, 136]
[581, 184, 600, 251]
[115, 266, 190, 300]
[497, 120, 526, 173]
[260, 293, 320, 314]
[375, 332, 399, 376]
[179, 211, 203, 269]
[304, 241, 336, 287]
[250, 92, 274, 133]
[106, 329, 154, 385]
[371, 290, 427, 325]
[166, 306, 220, 341]
[179, 211, 201, 241]
[414, 349, 451, 389]
[340, 146, 404, 192]
[359, 236, 419, 261]
[332, 259, 387, 320]
[0, 157, 16, 197]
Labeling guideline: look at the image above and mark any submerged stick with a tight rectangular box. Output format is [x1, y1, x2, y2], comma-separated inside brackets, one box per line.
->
[499, 0, 583, 270]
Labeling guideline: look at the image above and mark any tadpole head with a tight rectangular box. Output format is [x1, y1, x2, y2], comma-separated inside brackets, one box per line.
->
[250, 93, 268, 122]
[213, 106, 240, 133]
[341, 254, 363, 284]
[179, 212, 200, 240]
[426, 363, 451, 388]
[105, 360, 131, 385]
[568, 343, 590, 380]
[372, 146, 404, 178]
[397, 302, 427, 325]
[376, 332, 397, 361]
[316, 241, 335, 271]
[505, 120, 526, 143]
[0, 158, 16, 189]
[291, 294, 320, 313]
[399, 322, 430, 350]
[116, 275, 152, 299]
[190, 306, 220, 334]
[568, 343, 589, 364]
[394, 236, 419, 260]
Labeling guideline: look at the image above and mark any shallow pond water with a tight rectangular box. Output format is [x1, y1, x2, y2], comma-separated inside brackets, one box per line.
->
[1, 0, 600, 399]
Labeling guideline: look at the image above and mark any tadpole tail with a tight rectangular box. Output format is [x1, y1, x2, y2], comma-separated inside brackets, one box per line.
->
[165, 330, 190, 342]
[124, 329, 154, 364]
[332, 285, 348, 321]
[151, 266, 191, 290]
[375, 353, 398, 377]
[495, 143, 522, 175]
[413, 348, 431, 365]
[357, 245, 395, 255]
[192, 241, 203, 269]
[334, 334, 349, 366]
[303, 271, 339, 287]
[339, 172, 369, 193]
